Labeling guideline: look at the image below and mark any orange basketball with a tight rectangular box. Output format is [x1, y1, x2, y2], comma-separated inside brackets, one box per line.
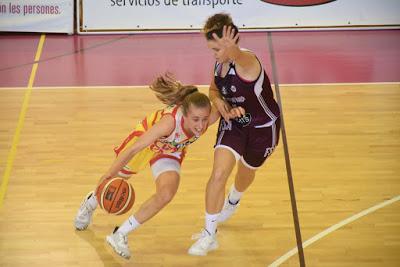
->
[95, 177, 135, 215]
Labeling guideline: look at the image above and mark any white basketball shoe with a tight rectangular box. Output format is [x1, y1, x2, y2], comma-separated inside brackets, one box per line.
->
[74, 191, 97, 230]
[188, 229, 218, 256]
[217, 196, 240, 223]
[106, 227, 131, 259]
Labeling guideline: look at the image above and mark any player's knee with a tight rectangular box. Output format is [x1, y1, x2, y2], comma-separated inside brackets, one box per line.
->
[210, 168, 229, 186]
[157, 187, 176, 205]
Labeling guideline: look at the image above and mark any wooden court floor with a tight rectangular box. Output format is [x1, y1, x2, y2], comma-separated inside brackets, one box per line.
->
[0, 84, 399, 266]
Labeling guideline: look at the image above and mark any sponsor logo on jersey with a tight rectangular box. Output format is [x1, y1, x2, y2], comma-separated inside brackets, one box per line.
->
[219, 120, 232, 131]
[150, 136, 198, 153]
[221, 86, 228, 96]
[264, 146, 276, 157]
[226, 96, 245, 103]
[235, 113, 252, 127]
[172, 137, 199, 150]
[150, 141, 178, 153]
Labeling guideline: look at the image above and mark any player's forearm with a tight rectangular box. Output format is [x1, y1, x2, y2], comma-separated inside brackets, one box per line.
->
[208, 105, 221, 125]
[102, 152, 133, 179]
[102, 143, 142, 180]
[209, 87, 222, 104]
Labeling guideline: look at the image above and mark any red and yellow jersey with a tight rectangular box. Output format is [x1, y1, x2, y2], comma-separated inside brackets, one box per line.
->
[147, 105, 200, 154]
[113, 105, 205, 174]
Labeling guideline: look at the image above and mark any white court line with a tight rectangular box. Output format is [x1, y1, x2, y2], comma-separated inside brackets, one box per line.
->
[268, 195, 400, 267]
[0, 85, 150, 90]
[0, 82, 399, 91]
[280, 82, 400, 87]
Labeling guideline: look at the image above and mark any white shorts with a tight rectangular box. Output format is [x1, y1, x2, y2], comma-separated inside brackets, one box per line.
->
[150, 157, 181, 179]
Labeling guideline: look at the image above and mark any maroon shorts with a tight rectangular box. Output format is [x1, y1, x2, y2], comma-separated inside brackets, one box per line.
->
[214, 118, 280, 169]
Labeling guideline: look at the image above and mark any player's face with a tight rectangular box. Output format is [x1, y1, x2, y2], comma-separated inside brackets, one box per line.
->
[183, 104, 210, 137]
[207, 40, 228, 64]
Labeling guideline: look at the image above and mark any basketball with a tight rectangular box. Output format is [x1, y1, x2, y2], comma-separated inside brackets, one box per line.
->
[95, 177, 135, 215]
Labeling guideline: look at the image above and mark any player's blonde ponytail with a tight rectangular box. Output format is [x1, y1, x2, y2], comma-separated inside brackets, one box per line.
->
[150, 73, 211, 115]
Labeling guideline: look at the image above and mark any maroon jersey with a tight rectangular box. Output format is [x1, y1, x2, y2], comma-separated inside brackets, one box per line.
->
[214, 60, 280, 128]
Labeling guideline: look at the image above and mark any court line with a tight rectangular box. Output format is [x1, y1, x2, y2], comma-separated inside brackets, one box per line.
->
[0, 82, 398, 91]
[0, 34, 46, 209]
[280, 82, 400, 87]
[267, 32, 306, 266]
[268, 195, 400, 267]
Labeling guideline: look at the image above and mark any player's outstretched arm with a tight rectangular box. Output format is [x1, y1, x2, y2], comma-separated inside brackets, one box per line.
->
[100, 115, 175, 181]
[212, 25, 259, 75]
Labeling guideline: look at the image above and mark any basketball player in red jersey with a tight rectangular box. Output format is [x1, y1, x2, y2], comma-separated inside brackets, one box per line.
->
[74, 73, 244, 259]
[188, 13, 281, 256]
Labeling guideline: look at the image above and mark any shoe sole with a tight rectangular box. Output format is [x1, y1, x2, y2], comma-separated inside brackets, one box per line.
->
[188, 243, 218, 256]
[106, 235, 131, 260]
[74, 220, 90, 231]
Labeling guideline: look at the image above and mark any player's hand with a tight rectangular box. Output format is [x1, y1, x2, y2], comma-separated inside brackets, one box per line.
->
[212, 25, 239, 60]
[213, 97, 231, 121]
[97, 174, 113, 185]
[228, 106, 245, 119]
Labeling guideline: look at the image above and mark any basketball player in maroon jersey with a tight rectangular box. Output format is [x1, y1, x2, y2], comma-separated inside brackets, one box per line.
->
[189, 13, 281, 256]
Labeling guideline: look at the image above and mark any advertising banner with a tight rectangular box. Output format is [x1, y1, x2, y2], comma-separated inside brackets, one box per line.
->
[78, 0, 400, 33]
[0, 0, 73, 33]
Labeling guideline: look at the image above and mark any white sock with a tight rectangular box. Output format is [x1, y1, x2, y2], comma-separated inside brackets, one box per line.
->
[87, 192, 98, 210]
[228, 184, 243, 205]
[205, 212, 219, 236]
[117, 215, 141, 236]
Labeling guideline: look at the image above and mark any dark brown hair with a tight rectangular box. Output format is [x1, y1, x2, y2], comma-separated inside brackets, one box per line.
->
[203, 13, 239, 42]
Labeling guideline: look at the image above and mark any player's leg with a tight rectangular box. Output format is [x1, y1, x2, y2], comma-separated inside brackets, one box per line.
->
[74, 135, 149, 231]
[217, 160, 256, 223]
[188, 147, 237, 256]
[133, 170, 180, 224]
[219, 119, 281, 223]
[189, 120, 244, 256]
[106, 158, 180, 259]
